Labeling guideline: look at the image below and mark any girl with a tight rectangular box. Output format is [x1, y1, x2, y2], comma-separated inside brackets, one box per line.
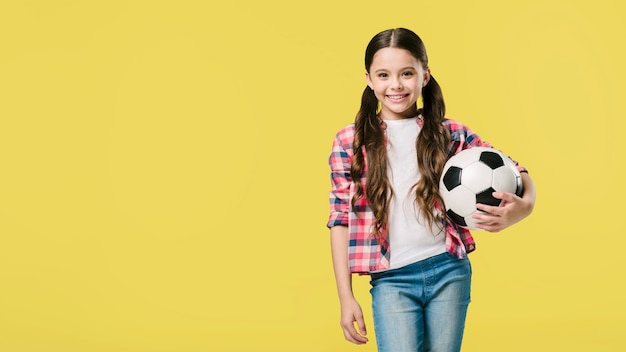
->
[327, 28, 536, 352]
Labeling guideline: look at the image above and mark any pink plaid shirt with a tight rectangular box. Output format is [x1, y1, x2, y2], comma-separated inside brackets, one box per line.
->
[327, 117, 526, 274]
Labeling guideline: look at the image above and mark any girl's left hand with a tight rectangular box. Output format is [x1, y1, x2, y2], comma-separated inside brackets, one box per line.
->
[472, 191, 534, 233]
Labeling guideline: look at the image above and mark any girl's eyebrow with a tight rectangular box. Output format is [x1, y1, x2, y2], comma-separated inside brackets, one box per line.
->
[373, 66, 417, 73]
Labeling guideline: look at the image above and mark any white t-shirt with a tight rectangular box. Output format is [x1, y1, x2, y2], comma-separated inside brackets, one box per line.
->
[384, 117, 446, 270]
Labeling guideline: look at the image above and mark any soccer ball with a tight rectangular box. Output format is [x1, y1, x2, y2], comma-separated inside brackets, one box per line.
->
[439, 147, 523, 230]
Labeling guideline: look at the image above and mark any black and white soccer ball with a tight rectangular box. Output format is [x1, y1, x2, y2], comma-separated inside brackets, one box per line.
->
[439, 147, 523, 230]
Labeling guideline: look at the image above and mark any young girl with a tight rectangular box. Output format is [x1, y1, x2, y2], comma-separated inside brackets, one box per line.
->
[327, 28, 536, 352]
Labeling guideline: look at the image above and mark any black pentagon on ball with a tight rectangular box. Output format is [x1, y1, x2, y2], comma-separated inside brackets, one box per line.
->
[476, 187, 500, 207]
[446, 209, 467, 227]
[479, 151, 505, 169]
[442, 166, 463, 191]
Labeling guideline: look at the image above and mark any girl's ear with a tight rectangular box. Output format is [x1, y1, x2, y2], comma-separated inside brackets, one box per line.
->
[423, 67, 431, 87]
[365, 72, 374, 90]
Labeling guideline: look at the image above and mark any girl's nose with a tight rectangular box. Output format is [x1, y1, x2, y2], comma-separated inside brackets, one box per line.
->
[392, 78, 403, 90]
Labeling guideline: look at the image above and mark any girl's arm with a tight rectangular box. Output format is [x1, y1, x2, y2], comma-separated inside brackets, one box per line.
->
[473, 172, 536, 232]
[330, 225, 369, 345]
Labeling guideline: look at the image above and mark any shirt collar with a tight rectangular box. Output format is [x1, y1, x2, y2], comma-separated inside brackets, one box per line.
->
[379, 114, 424, 130]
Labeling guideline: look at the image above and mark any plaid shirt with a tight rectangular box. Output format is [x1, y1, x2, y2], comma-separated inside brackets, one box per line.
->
[327, 117, 526, 274]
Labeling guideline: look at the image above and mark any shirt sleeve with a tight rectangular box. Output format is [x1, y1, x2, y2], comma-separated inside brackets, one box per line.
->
[447, 119, 528, 173]
[327, 128, 353, 228]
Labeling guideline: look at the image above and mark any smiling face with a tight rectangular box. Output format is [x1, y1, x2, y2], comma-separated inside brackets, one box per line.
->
[366, 47, 430, 120]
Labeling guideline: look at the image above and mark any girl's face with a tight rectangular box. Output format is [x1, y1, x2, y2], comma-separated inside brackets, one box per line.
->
[366, 47, 430, 120]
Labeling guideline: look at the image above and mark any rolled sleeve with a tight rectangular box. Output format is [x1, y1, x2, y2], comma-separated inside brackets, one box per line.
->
[327, 128, 353, 228]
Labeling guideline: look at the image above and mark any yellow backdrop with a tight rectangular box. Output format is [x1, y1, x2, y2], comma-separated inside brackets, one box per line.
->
[1, 0, 624, 351]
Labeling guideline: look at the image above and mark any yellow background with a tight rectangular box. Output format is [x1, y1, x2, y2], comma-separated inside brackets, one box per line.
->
[1, 0, 624, 351]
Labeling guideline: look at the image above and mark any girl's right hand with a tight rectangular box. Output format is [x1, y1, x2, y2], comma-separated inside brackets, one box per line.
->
[330, 226, 368, 344]
[340, 297, 369, 344]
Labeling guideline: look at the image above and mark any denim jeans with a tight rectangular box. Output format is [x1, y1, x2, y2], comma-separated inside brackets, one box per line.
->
[369, 252, 472, 352]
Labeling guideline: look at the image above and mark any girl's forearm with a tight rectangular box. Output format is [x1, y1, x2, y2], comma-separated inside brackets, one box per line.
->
[330, 225, 355, 301]
[521, 172, 536, 212]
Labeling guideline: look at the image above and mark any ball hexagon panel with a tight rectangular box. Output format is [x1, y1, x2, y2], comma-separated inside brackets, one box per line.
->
[492, 166, 519, 194]
[442, 185, 476, 217]
[502, 157, 524, 196]
[460, 162, 493, 193]
[449, 147, 485, 168]
[463, 214, 483, 230]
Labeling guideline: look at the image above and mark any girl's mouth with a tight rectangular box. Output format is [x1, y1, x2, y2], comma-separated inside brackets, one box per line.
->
[386, 94, 409, 102]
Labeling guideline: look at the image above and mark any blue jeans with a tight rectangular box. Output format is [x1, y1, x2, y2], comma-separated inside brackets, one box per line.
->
[369, 252, 472, 352]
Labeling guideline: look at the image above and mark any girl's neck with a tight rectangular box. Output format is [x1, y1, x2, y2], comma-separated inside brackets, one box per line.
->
[379, 108, 419, 121]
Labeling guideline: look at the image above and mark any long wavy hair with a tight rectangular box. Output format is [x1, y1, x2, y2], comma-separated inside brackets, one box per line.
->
[351, 28, 450, 242]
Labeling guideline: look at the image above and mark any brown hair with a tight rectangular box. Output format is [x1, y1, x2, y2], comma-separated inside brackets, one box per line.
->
[351, 28, 449, 242]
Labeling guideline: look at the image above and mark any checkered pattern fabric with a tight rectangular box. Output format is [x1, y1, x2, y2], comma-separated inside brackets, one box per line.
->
[327, 116, 527, 274]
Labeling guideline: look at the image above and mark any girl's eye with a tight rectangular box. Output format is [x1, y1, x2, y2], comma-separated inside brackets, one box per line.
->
[378, 73, 388, 78]
[402, 71, 414, 77]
